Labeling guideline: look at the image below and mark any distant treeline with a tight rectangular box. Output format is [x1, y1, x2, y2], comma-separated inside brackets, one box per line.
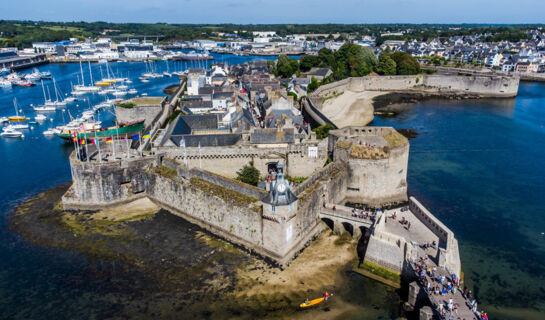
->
[0, 20, 542, 48]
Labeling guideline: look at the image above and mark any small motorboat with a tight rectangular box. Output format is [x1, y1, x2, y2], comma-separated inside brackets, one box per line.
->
[34, 105, 56, 112]
[0, 117, 9, 123]
[128, 89, 138, 94]
[35, 114, 47, 121]
[1, 127, 24, 138]
[7, 123, 29, 130]
[43, 128, 60, 136]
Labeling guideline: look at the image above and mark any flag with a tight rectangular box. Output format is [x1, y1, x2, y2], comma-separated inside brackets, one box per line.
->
[131, 134, 140, 141]
[93, 138, 99, 145]
[80, 139, 85, 145]
[179, 138, 185, 148]
[106, 137, 113, 144]
[72, 137, 77, 142]
[143, 133, 151, 139]
[123, 134, 127, 141]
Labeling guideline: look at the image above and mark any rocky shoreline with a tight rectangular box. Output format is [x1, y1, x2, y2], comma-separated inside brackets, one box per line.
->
[9, 185, 402, 319]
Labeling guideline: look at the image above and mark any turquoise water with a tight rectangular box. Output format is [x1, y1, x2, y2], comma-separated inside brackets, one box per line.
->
[1, 58, 544, 319]
[373, 82, 545, 318]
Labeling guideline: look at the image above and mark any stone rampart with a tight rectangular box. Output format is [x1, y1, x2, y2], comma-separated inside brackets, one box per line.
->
[161, 140, 328, 179]
[409, 197, 461, 277]
[62, 154, 156, 208]
[62, 151, 337, 266]
[328, 127, 409, 206]
[346, 74, 519, 97]
[115, 102, 164, 130]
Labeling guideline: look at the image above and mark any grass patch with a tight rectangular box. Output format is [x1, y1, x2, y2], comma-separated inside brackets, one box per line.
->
[322, 90, 344, 103]
[116, 102, 135, 109]
[130, 97, 164, 106]
[116, 213, 156, 222]
[383, 130, 408, 148]
[189, 177, 259, 209]
[154, 166, 178, 180]
[168, 109, 182, 124]
[359, 260, 401, 283]
[285, 175, 308, 184]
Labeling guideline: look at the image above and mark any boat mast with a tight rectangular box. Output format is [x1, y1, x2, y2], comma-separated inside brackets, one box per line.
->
[79, 61, 85, 87]
[41, 80, 47, 104]
[88, 61, 94, 86]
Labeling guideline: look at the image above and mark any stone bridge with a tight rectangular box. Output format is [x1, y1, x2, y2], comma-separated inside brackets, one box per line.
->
[319, 204, 378, 239]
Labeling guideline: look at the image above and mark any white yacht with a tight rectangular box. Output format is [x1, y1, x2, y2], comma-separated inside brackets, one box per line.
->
[6, 123, 29, 130]
[128, 89, 138, 94]
[43, 128, 60, 136]
[1, 127, 24, 138]
[113, 90, 127, 97]
[35, 114, 47, 121]
[0, 117, 9, 123]
[33, 105, 56, 112]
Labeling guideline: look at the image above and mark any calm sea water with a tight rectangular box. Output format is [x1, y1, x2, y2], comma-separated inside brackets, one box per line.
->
[373, 82, 545, 319]
[1, 58, 544, 319]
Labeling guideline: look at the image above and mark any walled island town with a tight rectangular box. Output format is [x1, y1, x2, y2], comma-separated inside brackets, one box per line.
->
[2, 5, 545, 320]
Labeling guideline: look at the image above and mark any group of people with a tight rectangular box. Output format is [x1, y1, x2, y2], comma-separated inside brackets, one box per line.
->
[387, 211, 412, 231]
[415, 256, 488, 320]
[351, 207, 379, 220]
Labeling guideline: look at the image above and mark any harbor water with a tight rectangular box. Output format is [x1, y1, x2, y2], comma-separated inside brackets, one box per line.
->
[1, 56, 545, 319]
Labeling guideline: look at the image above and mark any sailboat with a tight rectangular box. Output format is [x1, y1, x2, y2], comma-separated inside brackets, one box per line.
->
[73, 61, 100, 93]
[8, 98, 27, 122]
[44, 78, 66, 107]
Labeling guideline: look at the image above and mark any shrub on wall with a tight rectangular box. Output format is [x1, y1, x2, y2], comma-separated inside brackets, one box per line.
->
[236, 161, 260, 186]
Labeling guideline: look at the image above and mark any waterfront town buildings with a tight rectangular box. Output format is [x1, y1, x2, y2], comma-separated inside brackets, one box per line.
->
[6, 27, 544, 78]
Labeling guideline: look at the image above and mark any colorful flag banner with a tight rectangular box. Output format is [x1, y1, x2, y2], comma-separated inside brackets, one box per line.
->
[131, 134, 140, 141]
[143, 133, 151, 139]
[80, 139, 85, 145]
[106, 138, 113, 144]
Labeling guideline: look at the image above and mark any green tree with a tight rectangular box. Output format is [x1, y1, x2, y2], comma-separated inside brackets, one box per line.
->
[275, 54, 299, 78]
[236, 161, 260, 186]
[333, 43, 377, 79]
[312, 123, 335, 139]
[299, 55, 321, 72]
[376, 53, 397, 75]
[389, 52, 421, 75]
[307, 77, 320, 93]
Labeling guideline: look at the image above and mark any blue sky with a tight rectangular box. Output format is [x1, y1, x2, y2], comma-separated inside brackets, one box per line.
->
[4, 0, 545, 24]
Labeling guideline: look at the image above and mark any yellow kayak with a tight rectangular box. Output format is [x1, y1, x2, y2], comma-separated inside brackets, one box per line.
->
[300, 297, 325, 308]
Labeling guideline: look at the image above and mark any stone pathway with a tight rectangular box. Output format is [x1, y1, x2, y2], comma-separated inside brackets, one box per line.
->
[412, 251, 478, 320]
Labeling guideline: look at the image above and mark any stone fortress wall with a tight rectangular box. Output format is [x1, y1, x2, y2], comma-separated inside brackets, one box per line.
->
[328, 126, 410, 206]
[311, 74, 519, 99]
[115, 100, 165, 130]
[160, 139, 329, 180]
[62, 151, 347, 266]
